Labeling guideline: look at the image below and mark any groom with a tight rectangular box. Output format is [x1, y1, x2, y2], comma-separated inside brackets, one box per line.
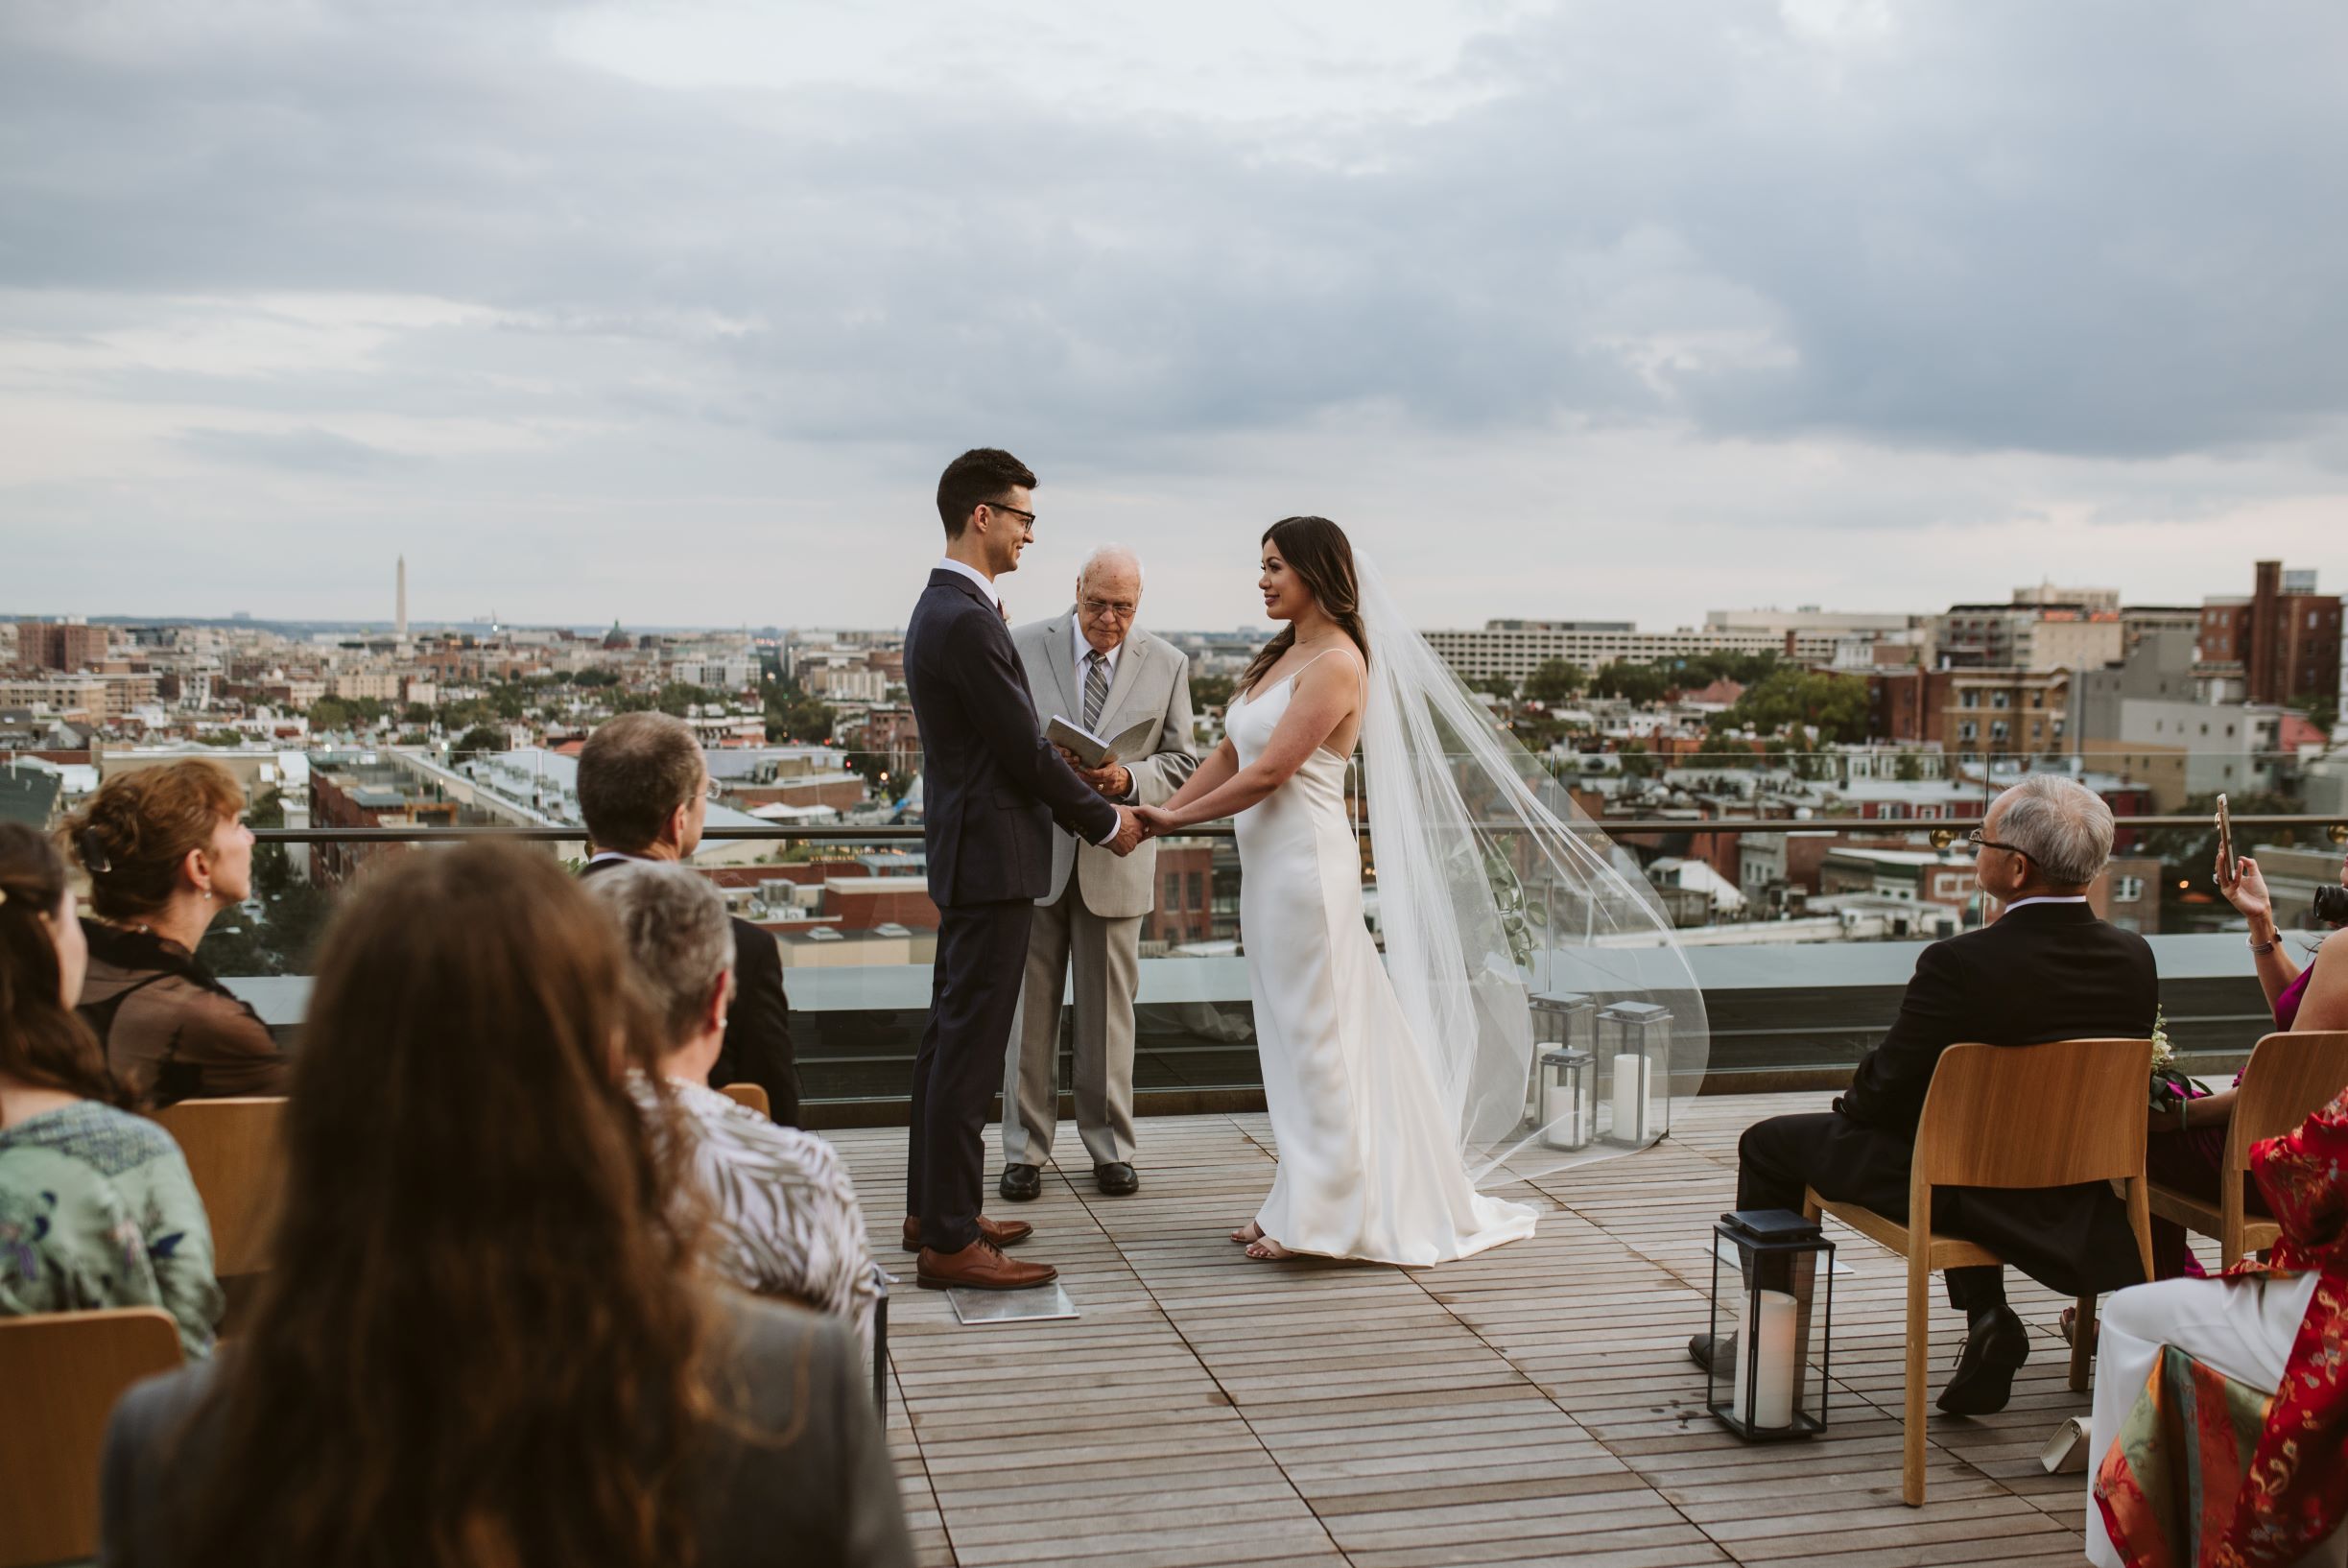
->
[904, 447, 1147, 1291]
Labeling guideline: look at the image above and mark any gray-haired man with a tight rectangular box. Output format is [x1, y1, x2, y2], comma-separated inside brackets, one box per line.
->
[1000, 546, 1199, 1200]
[1696, 774, 2159, 1415]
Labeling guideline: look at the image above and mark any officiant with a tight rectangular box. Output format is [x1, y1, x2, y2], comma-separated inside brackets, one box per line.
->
[999, 546, 1199, 1200]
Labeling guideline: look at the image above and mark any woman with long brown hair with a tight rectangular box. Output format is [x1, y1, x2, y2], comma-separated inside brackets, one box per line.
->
[0, 822, 222, 1358]
[99, 842, 912, 1568]
[1137, 517, 1541, 1265]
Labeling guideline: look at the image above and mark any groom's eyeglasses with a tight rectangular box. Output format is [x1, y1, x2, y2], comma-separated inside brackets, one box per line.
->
[982, 501, 1036, 526]
[1080, 598, 1137, 621]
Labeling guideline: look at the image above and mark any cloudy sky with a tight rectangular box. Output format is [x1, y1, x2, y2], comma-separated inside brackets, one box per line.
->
[6, 0, 2347, 634]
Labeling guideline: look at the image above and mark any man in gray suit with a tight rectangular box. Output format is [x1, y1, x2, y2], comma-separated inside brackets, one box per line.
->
[1000, 545, 1199, 1200]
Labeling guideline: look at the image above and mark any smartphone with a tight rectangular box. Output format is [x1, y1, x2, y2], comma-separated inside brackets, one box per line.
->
[2216, 793, 2235, 881]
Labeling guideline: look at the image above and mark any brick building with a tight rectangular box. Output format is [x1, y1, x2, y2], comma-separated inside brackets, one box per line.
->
[12, 621, 112, 673]
[2201, 560, 2340, 707]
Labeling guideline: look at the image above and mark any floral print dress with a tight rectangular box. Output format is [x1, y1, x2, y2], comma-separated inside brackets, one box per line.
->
[0, 1101, 222, 1360]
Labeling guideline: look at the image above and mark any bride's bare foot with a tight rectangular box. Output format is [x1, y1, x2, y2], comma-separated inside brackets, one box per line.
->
[1244, 1236, 1294, 1261]
[1229, 1221, 1264, 1245]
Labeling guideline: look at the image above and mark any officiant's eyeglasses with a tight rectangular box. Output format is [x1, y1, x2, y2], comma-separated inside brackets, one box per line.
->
[1080, 597, 1137, 621]
[1965, 828, 2037, 865]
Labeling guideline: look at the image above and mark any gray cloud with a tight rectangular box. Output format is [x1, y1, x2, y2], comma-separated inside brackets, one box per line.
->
[2, 2, 2346, 627]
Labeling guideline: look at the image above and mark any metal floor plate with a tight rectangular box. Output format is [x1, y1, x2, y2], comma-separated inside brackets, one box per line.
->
[947, 1282, 1079, 1325]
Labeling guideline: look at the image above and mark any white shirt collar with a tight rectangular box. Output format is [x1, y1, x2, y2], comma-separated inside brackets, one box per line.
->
[2003, 894, 2090, 911]
[1072, 615, 1123, 681]
[936, 557, 999, 607]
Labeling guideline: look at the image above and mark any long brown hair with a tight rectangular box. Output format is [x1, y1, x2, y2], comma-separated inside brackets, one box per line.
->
[0, 824, 122, 1109]
[1238, 515, 1372, 694]
[179, 842, 714, 1568]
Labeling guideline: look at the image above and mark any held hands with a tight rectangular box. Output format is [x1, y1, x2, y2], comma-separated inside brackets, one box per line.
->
[1132, 804, 1178, 839]
[1105, 805, 1149, 857]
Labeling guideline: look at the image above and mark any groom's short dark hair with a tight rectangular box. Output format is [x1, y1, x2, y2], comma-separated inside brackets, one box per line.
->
[937, 447, 1037, 538]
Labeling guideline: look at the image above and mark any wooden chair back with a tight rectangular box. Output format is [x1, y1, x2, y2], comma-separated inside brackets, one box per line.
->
[1912, 1038, 2153, 1190]
[153, 1096, 288, 1276]
[720, 1081, 771, 1118]
[0, 1307, 182, 1568]
[2225, 1031, 2348, 1176]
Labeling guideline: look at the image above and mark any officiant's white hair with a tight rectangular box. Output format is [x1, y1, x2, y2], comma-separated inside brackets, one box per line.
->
[1077, 544, 1144, 586]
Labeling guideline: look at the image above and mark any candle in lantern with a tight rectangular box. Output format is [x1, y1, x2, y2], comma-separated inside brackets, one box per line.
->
[1731, 1289, 1798, 1430]
[1611, 1051, 1649, 1142]
[1543, 1080, 1584, 1147]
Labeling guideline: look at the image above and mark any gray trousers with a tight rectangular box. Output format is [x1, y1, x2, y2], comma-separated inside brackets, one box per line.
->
[1001, 885, 1142, 1168]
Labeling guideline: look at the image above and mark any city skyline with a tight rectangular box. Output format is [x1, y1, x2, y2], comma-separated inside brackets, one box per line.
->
[6, 4, 2346, 630]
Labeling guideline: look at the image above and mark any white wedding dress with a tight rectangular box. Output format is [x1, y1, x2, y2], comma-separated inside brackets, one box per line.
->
[1228, 661, 1540, 1266]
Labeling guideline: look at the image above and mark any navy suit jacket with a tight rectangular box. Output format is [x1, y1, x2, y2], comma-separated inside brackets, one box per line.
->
[906, 569, 1120, 907]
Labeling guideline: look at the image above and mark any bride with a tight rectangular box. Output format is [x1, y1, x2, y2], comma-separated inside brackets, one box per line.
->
[1137, 517, 1532, 1264]
[1138, 516, 1708, 1266]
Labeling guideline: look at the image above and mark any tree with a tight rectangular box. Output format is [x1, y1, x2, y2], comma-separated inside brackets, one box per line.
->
[2142, 789, 2298, 922]
[1617, 739, 1663, 778]
[764, 681, 833, 744]
[1707, 668, 1872, 747]
[1591, 660, 1674, 704]
[1523, 659, 1586, 704]
[1893, 749, 1925, 782]
[1471, 675, 1519, 701]
[1192, 674, 1236, 710]
[454, 725, 508, 758]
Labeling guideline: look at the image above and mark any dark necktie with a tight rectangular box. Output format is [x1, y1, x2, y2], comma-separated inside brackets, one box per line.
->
[1083, 650, 1110, 729]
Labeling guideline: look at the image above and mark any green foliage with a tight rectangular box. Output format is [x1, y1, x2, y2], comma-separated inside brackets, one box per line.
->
[1591, 661, 1675, 704]
[306, 695, 388, 732]
[1894, 749, 1925, 781]
[1707, 668, 1871, 746]
[1617, 739, 1663, 778]
[400, 702, 433, 725]
[1523, 659, 1586, 704]
[1471, 675, 1520, 701]
[1191, 673, 1237, 710]
[572, 668, 621, 688]
[196, 728, 246, 748]
[453, 725, 508, 758]
[764, 680, 834, 743]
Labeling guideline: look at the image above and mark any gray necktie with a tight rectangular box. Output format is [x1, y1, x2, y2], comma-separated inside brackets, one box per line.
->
[1083, 650, 1110, 729]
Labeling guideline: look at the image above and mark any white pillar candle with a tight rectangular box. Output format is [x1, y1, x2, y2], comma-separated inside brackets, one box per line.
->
[1611, 1051, 1649, 1142]
[1731, 1288, 1798, 1430]
[1542, 1081, 1585, 1148]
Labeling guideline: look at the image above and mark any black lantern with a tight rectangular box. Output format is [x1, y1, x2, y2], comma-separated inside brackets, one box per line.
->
[1526, 990, 1595, 1127]
[1706, 1208, 1834, 1440]
[1600, 1000, 1672, 1144]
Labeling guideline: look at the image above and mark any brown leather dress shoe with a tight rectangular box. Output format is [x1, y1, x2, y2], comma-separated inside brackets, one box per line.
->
[915, 1238, 1058, 1292]
[901, 1215, 1033, 1252]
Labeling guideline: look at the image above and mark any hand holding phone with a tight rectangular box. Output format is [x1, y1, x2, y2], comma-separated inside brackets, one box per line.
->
[2215, 793, 2236, 888]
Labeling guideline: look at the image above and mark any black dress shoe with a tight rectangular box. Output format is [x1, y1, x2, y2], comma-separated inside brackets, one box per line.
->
[998, 1163, 1041, 1202]
[1094, 1162, 1139, 1197]
[1687, 1332, 1737, 1373]
[1937, 1307, 2030, 1415]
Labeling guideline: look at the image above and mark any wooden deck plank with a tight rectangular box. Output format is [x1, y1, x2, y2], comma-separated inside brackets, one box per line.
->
[840, 1096, 2158, 1566]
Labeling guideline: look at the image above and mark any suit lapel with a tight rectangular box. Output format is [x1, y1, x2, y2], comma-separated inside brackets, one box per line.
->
[1099, 630, 1151, 730]
[1043, 611, 1083, 723]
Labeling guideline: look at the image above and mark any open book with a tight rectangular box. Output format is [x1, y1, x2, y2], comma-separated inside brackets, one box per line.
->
[1045, 713, 1160, 770]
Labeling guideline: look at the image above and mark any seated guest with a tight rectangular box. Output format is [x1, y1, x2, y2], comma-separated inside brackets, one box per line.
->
[100, 843, 913, 1568]
[0, 823, 221, 1359]
[62, 760, 286, 1106]
[585, 860, 882, 1359]
[2139, 843, 2348, 1278]
[577, 711, 801, 1125]
[1695, 774, 2159, 1414]
[2088, 1081, 2348, 1567]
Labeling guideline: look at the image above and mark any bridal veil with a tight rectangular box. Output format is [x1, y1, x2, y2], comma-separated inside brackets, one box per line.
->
[1352, 550, 1710, 1183]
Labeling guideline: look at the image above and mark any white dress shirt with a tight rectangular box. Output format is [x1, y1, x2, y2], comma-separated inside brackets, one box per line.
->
[2004, 895, 2090, 912]
[935, 556, 999, 607]
[1072, 620, 1123, 685]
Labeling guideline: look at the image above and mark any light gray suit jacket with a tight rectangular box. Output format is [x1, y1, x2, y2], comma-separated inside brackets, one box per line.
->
[1012, 611, 1199, 919]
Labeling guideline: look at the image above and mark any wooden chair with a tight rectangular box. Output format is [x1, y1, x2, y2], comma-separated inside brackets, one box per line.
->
[2149, 1030, 2348, 1268]
[719, 1081, 771, 1118]
[0, 1308, 183, 1568]
[1804, 1036, 2155, 1507]
[153, 1096, 288, 1277]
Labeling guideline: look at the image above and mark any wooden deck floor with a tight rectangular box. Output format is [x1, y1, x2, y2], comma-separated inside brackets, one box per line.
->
[831, 1094, 2140, 1568]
